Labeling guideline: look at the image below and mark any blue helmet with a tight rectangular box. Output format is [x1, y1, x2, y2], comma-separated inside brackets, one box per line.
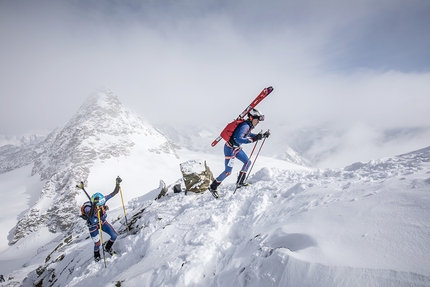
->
[91, 192, 106, 206]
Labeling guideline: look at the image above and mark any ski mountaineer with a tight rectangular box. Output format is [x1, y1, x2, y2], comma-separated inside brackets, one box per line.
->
[80, 176, 122, 262]
[209, 108, 270, 197]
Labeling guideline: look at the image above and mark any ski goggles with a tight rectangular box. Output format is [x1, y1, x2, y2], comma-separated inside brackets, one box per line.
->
[254, 115, 265, 121]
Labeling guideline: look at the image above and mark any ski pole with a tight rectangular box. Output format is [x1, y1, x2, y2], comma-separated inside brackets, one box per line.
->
[119, 187, 130, 235]
[245, 136, 267, 183]
[241, 131, 261, 175]
[234, 141, 260, 194]
[77, 182, 97, 223]
[233, 133, 261, 194]
[247, 139, 259, 162]
[97, 207, 107, 268]
[76, 181, 91, 201]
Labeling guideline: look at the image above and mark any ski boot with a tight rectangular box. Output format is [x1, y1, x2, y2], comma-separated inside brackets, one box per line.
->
[235, 171, 250, 189]
[104, 240, 116, 256]
[208, 180, 220, 199]
[94, 250, 101, 262]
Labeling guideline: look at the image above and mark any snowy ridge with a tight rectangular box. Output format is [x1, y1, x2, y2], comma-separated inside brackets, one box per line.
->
[11, 88, 178, 244]
[0, 144, 37, 175]
[0, 132, 48, 148]
[0, 131, 49, 174]
[277, 145, 312, 167]
[12, 146, 430, 287]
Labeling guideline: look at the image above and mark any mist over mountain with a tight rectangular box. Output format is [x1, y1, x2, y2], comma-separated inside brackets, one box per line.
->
[266, 123, 430, 168]
[155, 123, 313, 167]
[4, 87, 430, 170]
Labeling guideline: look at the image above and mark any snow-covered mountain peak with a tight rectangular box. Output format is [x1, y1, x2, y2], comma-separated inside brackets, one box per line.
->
[11, 89, 178, 244]
[65, 87, 149, 137]
[73, 87, 124, 126]
[33, 88, 177, 179]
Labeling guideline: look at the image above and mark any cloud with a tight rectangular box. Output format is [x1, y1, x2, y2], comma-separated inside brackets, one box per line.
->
[0, 0, 429, 168]
[305, 122, 430, 168]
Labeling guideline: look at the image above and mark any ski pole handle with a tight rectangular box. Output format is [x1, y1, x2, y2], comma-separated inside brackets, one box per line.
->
[76, 181, 91, 200]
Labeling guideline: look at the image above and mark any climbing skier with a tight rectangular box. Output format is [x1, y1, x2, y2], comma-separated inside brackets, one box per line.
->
[81, 176, 122, 261]
[209, 109, 270, 197]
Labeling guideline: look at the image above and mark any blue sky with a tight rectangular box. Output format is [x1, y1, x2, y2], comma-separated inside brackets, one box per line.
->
[0, 0, 429, 137]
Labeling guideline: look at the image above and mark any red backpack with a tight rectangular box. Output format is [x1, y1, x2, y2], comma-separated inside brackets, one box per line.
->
[220, 119, 244, 142]
[80, 201, 92, 220]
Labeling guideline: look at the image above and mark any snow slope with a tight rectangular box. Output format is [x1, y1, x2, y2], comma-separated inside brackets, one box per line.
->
[0, 165, 48, 275]
[2, 146, 429, 286]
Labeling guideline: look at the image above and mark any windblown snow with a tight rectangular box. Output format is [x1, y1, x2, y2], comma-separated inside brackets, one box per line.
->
[0, 88, 429, 287]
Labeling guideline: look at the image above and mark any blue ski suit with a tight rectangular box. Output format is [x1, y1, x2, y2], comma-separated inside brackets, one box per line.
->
[215, 120, 257, 182]
[83, 186, 119, 252]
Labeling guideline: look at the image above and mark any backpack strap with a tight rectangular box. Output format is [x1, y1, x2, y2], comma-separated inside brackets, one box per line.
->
[228, 120, 250, 147]
[80, 201, 95, 222]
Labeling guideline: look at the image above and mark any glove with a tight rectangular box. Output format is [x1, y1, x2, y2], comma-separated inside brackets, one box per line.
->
[116, 176, 122, 185]
[263, 130, 270, 138]
[252, 133, 263, 142]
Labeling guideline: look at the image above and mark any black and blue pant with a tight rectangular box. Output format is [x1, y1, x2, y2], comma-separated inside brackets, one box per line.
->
[89, 220, 117, 252]
[215, 144, 251, 182]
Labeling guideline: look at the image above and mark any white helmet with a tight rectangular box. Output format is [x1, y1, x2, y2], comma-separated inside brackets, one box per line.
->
[248, 108, 265, 121]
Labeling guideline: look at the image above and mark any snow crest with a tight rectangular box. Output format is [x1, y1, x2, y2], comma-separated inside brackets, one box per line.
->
[16, 146, 430, 287]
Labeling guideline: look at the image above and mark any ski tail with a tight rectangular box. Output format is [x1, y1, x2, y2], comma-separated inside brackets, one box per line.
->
[211, 136, 222, 147]
[211, 86, 273, 147]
